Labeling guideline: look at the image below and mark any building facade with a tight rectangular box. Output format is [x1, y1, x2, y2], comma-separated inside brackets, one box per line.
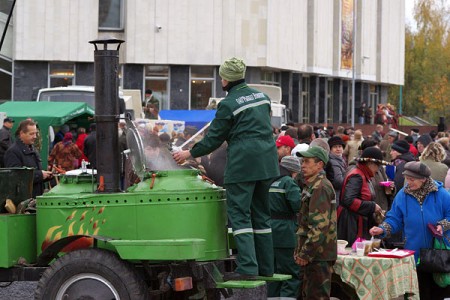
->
[0, 0, 405, 125]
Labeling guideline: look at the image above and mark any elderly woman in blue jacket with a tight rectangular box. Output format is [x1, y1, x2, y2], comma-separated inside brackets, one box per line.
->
[369, 161, 450, 299]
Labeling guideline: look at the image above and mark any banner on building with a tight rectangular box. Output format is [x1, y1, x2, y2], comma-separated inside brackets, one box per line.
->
[341, 0, 354, 70]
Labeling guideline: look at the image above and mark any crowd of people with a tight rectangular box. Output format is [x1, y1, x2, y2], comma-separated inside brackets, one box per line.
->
[274, 123, 450, 299]
[169, 57, 448, 299]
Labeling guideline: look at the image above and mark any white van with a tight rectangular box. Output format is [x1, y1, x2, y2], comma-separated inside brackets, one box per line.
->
[37, 86, 95, 108]
[37, 86, 143, 119]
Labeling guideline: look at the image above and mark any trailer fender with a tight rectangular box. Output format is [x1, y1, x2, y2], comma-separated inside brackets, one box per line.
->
[36, 234, 113, 266]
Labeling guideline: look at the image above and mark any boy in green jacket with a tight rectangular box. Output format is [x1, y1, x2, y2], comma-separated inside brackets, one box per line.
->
[268, 155, 301, 299]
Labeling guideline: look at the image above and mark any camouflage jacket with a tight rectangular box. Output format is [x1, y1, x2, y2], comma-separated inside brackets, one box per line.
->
[296, 172, 337, 262]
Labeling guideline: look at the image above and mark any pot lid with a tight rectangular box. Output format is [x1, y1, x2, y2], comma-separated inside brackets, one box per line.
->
[125, 119, 146, 180]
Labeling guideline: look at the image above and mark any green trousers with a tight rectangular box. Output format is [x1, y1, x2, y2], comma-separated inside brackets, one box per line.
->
[301, 260, 333, 300]
[267, 247, 300, 298]
[225, 179, 274, 276]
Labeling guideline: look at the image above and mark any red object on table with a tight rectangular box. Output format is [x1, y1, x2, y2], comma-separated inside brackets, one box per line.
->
[367, 249, 415, 258]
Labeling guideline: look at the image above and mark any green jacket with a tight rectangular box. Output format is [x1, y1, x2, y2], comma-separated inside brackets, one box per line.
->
[269, 172, 301, 248]
[190, 82, 279, 184]
[296, 172, 337, 262]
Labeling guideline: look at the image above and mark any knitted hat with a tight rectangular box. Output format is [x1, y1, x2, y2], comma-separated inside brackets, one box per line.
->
[417, 134, 433, 147]
[391, 140, 410, 154]
[310, 138, 330, 154]
[280, 156, 301, 173]
[276, 135, 295, 149]
[402, 161, 431, 179]
[355, 146, 390, 165]
[328, 136, 345, 148]
[219, 57, 246, 82]
[296, 146, 329, 164]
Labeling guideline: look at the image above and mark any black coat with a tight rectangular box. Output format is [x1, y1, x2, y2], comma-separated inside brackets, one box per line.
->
[4, 139, 45, 198]
[0, 125, 13, 167]
[392, 152, 416, 191]
[83, 131, 97, 169]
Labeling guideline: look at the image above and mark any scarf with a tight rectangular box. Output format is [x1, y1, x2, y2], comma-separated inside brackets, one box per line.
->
[404, 177, 437, 204]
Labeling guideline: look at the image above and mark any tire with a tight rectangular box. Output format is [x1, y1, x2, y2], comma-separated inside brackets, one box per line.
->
[35, 248, 148, 300]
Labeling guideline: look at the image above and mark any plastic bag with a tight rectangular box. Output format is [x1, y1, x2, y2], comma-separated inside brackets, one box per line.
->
[432, 237, 450, 288]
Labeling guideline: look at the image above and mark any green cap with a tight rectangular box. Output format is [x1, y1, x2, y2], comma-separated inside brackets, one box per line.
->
[296, 146, 329, 164]
[219, 57, 246, 82]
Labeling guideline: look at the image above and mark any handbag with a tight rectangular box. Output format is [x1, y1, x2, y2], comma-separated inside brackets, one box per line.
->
[419, 234, 450, 273]
[432, 237, 450, 288]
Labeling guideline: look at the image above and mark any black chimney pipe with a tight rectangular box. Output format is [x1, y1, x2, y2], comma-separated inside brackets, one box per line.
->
[89, 38, 124, 193]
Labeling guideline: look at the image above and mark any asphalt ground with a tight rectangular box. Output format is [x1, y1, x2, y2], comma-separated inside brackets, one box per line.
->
[0, 282, 37, 299]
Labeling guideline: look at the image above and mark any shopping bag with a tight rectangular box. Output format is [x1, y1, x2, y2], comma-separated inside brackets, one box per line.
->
[432, 237, 450, 288]
[419, 237, 450, 273]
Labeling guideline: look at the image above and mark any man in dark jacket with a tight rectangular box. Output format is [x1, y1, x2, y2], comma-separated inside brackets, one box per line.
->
[390, 139, 416, 192]
[0, 117, 14, 167]
[4, 119, 53, 197]
[173, 57, 279, 279]
[83, 123, 97, 169]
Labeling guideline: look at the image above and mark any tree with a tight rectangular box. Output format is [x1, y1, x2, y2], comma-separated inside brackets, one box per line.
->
[390, 0, 450, 124]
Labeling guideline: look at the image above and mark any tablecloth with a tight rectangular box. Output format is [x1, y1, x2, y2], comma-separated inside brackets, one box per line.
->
[333, 251, 419, 300]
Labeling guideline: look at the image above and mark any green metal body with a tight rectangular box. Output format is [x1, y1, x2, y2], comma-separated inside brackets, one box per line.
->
[0, 214, 36, 268]
[36, 169, 228, 261]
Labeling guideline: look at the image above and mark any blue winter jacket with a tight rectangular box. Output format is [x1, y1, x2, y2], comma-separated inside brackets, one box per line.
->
[380, 180, 450, 263]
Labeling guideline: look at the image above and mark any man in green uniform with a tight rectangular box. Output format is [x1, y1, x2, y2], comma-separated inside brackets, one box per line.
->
[173, 57, 279, 279]
[294, 146, 337, 299]
[267, 156, 301, 299]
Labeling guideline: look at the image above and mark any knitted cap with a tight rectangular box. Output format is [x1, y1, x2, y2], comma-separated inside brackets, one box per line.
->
[219, 57, 246, 82]
[391, 140, 410, 154]
[402, 161, 431, 179]
[280, 156, 301, 173]
[417, 134, 433, 147]
[310, 138, 330, 154]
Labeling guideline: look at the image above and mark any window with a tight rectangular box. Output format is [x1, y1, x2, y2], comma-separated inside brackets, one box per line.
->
[49, 62, 75, 87]
[327, 80, 334, 123]
[368, 85, 379, 125]
[0, 56, 12, 100]
[145, 65, 169, 110]
[301, 77, 310, 123]
[261, 70, 280, 86]
[99, 0, 124, 30]
[190, 66, 215, 110]
[0, 1, 14, 15]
